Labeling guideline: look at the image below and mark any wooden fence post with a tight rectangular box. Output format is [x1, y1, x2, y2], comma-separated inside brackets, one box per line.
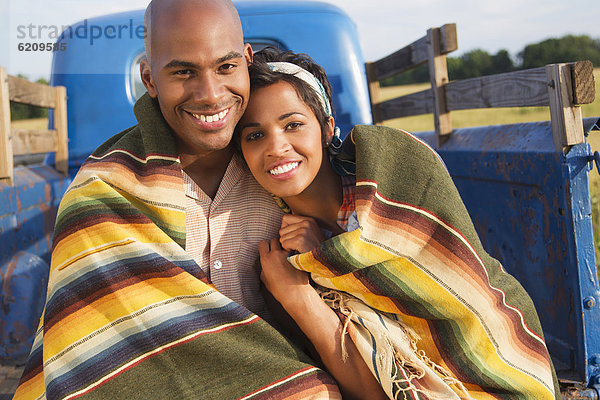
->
[546, 63, 585, 153]
[0, 67, 13, 185]
[0, 70, 69, 183]
[365, 62, 383, 125]
[54, 86, 68, 175]
[427, 27, 452, 146]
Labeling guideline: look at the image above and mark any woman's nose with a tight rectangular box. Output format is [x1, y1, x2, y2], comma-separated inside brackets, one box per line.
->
[266, 133, 292, 156]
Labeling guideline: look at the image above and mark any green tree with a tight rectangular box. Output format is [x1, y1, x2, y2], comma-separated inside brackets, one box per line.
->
[381, 64, 429, 86]
[377, 34, 598, 86]
[382, 48, 516, 85]
[460, 49, 493, 78]
[519, 35, 600, 69]
[491, 50, 514, 74]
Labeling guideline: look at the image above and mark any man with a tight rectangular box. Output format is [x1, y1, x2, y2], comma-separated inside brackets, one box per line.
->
[140, 0, 281, 319]
[13, 1, 341, 398]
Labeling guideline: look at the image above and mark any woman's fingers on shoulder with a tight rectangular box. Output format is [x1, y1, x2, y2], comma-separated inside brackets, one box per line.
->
[258, 240, 270, 256]
[280, 219, 320, 239]
[258, 238, 283, 256]
[280, 234, 317, 254]
[281, 214, 316, 227]
[270, 237, 283, 250]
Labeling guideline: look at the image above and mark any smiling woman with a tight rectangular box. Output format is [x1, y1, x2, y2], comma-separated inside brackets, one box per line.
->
[239, 81, 335, 202]
[235, 47, 561, 400]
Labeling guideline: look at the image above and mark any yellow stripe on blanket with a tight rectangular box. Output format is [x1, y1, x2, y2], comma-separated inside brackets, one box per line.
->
[44, 273, 216, 360]
[52, 222, 182, 272]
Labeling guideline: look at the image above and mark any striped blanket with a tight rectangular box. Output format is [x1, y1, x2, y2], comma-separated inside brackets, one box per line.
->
[13, 94, 341, 400]
[291, 125, 560, 399]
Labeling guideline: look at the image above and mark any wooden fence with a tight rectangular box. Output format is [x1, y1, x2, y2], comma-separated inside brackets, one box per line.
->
[0, 66, 68, 185]
[366, 23, 597, 152]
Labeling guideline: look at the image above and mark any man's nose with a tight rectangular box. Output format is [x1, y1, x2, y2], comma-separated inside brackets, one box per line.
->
[191, 72, 224, 105]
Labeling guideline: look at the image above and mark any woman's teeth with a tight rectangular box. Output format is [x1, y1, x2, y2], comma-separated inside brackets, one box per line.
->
[191, 109, 229, 122]
[269, 162, 299, 176]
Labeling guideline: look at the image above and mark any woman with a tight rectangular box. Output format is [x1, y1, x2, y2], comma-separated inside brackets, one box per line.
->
[236, 48, 559, 400]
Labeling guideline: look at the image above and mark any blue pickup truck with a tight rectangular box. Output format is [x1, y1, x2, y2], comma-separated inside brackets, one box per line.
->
[1, 1, 599, 397]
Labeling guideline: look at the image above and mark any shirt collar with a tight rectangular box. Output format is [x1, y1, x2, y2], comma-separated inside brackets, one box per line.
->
[182, 152, 246, 205]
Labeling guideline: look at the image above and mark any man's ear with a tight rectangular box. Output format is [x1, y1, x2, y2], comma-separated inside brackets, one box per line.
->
[140, 57, 158, 98]
[244, 43, 254, 65]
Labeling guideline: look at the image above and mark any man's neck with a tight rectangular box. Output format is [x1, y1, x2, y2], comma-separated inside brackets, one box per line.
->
[180, 146, 235, 200]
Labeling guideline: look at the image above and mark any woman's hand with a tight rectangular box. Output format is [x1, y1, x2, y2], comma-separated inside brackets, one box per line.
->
[279, 214, 326, 254]
[258, 239, 388, 400]
[258, 238, 312, 306]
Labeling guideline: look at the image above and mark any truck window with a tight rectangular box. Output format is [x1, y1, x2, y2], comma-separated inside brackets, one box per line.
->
[129, 51, 147, 102]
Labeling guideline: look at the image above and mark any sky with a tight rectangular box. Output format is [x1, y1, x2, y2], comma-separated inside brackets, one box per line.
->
[1, 0, 599, 80]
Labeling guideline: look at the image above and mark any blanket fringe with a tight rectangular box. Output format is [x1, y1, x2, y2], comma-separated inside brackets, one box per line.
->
[320, 289, 472, 400]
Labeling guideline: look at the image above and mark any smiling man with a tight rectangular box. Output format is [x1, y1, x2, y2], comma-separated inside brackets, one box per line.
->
[136, 0, 286, 312]
[13, 0, 341, 399]
[140, 0, 251, 198]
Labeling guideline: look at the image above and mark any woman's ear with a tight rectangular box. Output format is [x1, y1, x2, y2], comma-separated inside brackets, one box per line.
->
[323, 116, 335, 147]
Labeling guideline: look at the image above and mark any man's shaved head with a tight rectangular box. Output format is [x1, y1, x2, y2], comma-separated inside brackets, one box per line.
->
[138, 0, 253, 164]
[143, 0, 243, 63]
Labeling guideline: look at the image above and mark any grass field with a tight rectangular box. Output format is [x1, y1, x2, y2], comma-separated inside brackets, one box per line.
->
[9, 70, 600, 264]
[11, 118, 48, 130]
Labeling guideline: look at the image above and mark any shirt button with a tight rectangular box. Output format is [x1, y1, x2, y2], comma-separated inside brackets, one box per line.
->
[213, 260, 223, 270]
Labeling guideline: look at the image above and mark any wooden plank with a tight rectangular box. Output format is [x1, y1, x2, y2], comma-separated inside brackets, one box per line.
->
[53, 86, 69, 175]
[546, 63, 585, 152]
[11, 129, 57, 155]
[0, 67, 13, 184]
[440, 62, 592, 112]
[571, 60, 595, 105]
[365, 62, 383, 124]
[370, 36, 429, 81]
[370, 23, 457, 81]
[427, 27, 452, 142]
[445, 67, 549, 110]
[377, 89, 433, 120]
[7, 75, 57, 108]
[440, 23, 458, 54]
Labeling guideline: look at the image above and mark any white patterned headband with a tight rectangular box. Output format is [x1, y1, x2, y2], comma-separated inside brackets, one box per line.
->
[267, 61, 332, 117]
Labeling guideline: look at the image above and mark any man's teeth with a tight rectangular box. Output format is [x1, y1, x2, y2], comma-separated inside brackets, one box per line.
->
[269, 162, 299, 176]
[191, 109, 229, 122]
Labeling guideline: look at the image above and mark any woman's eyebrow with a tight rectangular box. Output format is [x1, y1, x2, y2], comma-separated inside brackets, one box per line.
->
[239, 121, 259, 129]
[279, 112, 306, 120]
[239, 112, 307, 130]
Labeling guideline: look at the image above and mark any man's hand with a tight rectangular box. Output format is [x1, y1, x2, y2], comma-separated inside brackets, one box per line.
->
[279, 214, 326, 254]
